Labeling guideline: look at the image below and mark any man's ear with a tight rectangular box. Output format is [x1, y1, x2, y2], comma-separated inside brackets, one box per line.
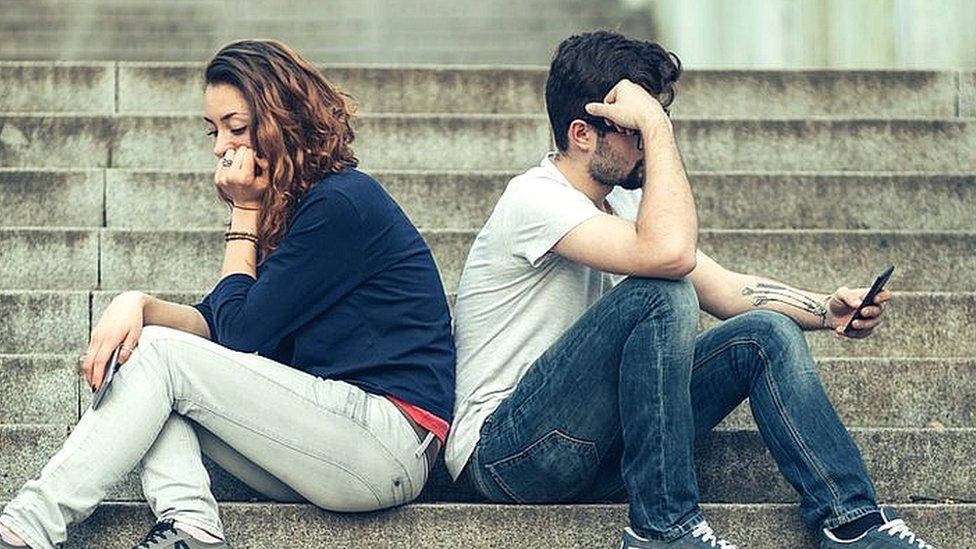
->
[566, 119, 597, 154]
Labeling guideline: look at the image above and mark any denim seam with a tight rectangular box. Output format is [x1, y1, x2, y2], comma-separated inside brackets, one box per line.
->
[822, 505, 881, 531]
[468, 447, 498, 501]
[753, 338, 845, 518]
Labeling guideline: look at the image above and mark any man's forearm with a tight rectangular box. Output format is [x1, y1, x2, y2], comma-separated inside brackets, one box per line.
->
[636, 121, 698, 261]
[726, 273, 832, 331]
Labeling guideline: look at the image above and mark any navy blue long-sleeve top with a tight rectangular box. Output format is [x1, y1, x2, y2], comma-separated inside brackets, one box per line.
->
[191, 169, 456, 422]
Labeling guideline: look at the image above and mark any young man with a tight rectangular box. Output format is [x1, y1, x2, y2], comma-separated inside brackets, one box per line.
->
[445, 31, 935, 549]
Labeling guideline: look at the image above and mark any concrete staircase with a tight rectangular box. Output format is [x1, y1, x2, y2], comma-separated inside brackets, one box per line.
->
[2, 62, 975, 547]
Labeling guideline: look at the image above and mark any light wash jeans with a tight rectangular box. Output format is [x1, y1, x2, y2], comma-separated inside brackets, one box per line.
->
[1, 325, 430, 549]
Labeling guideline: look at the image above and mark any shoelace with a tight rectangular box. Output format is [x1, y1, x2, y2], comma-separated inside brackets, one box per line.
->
[136, 520, 179, 548]
[690, 521, 738, 549]
[878, 519, 934, 549]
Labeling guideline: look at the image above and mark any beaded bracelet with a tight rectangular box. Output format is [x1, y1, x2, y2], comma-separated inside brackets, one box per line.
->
[225, 231, 258, 243]
[225, 236, 257, 244]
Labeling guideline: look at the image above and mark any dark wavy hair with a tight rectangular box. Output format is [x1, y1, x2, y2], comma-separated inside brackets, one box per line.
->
[545, 30, 682, 151]
[205, 39, 359, 264]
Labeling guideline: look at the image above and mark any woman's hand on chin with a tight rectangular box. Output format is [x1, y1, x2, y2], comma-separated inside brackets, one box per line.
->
[215, 146, 271, 207]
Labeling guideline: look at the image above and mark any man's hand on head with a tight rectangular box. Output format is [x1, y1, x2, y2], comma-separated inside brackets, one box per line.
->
[584, 79, 672, 143]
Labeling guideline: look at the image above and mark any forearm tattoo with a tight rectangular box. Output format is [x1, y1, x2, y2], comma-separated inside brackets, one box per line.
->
[742, 282, 829, 327]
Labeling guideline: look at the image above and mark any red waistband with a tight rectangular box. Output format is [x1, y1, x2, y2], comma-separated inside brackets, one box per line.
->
[386, 395, 450, 445]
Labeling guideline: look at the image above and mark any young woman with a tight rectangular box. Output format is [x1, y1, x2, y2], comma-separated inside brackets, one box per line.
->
[0, 39, 455, 549]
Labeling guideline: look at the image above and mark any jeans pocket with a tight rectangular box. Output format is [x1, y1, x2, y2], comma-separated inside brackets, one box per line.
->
[307, 378, 371, 428]
[484, 429, 598, 503]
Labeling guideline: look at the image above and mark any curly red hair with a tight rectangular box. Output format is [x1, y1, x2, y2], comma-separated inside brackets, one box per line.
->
[205, 39, 358, 264]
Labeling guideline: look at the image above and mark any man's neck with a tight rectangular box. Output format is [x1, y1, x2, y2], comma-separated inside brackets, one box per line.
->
[550, 152, 613, 208]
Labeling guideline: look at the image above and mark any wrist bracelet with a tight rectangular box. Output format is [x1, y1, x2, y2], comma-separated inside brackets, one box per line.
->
[225, 235, 258, 244]
[224, 231, 258, 243]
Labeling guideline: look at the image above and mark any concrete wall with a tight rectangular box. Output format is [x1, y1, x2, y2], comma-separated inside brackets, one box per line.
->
[646, 0, 976, 69]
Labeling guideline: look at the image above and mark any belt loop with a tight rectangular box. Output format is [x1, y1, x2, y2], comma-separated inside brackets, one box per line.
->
[415, 432, 435, 458]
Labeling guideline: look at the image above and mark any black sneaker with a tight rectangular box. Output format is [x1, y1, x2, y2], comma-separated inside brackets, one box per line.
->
[820, 507, 935, 548]
[133, 519, 229, 549]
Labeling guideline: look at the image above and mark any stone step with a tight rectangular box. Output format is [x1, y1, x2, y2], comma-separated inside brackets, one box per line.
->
[2, 114, 975, 172]
[3, 62, 973, 116]
[3, 169, 975, 231]
[4, 352, 971, 427]
[0, 501, 966, 549]
[0, 287, 971, 357]
[1, 227, 973, 292]
[4, 423, 973, 508]
[123, 66, 972, 117]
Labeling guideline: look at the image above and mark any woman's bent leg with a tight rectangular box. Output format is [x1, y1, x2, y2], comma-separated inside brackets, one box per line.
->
[1, 325, 427, 548]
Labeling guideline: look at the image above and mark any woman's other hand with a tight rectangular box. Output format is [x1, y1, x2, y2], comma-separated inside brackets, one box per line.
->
[82, 291, 146, 391]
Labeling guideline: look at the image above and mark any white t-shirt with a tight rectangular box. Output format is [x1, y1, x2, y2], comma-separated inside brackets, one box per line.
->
[445, 154, 641, 479]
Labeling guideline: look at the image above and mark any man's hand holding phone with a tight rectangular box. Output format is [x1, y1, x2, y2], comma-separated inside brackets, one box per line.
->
[824, 266, 895, 339]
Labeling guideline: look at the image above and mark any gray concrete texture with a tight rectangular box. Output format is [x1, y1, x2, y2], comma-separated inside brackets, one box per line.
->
[3, 114, 976, 172]
[0, 168, 976, 231]
[0, 291, 89, 353]
[1, 227, 972, 291]
[35, 502, 975, 548]
[4, 423, 975, 507]
[3, 63, 974, 117]
[0, 169, 104, 227]
[2, 168, 974, 231]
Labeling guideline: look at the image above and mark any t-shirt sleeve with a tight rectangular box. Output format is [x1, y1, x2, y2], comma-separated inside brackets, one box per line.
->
[504, 178, 602, 267]
[205, 191, 366, 353]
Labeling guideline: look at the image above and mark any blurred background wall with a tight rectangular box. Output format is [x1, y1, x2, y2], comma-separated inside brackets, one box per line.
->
[0, 0, 973, 67]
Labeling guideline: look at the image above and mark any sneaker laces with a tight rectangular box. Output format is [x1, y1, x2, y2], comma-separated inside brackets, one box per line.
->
[877, 518, 934, 549]
[690, 521, 738, 549]
[135, 520, 179, 548]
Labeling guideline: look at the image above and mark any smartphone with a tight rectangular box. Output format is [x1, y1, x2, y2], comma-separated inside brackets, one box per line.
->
[843, 266, 894, 335]
[90, 345, 123, 410]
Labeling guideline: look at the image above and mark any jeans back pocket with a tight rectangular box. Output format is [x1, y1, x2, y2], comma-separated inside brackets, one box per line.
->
[484, 429, 598, 503]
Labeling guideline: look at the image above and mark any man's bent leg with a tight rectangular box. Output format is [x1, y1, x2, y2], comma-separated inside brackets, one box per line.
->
[467, 277, 703, 541]
[689, 310, 879, 531]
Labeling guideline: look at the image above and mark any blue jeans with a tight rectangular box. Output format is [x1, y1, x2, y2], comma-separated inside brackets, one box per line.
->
[462, 277, 879, 542]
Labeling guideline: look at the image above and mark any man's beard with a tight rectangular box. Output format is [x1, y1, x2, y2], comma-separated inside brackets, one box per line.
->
[588, 139, 644, 190]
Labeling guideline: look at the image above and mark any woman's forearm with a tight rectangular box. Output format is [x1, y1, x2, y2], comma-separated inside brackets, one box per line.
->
[141, 293, 212, 340]
[221, 207, 261, 279]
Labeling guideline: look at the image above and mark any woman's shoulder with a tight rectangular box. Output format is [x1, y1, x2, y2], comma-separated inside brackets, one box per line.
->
[305, 169, 382, 202]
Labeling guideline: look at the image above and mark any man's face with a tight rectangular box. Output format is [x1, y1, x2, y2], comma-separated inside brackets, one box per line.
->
[587, 130, 644, 190]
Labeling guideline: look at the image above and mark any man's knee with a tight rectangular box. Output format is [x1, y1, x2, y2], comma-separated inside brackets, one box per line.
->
[739, 310, 815, 378]
[618, 276, 699, 322]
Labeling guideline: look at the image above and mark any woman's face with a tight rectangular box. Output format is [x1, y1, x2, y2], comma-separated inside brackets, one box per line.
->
[203, 83, 254, 159]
